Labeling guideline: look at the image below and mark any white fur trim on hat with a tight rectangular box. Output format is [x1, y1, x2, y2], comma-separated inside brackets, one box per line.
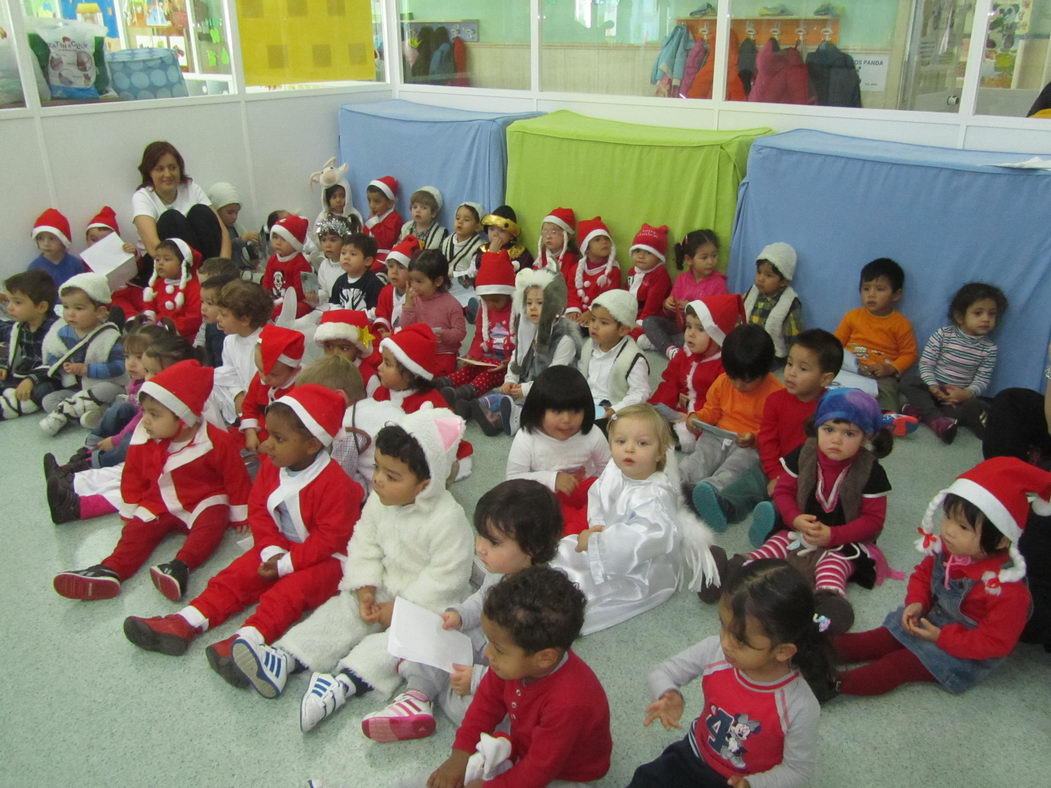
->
[271, 224, 303, 253]
[630, 243, 666, 263]
[274, 395, 333, 447]
[380, 336, 433, 381]
[139, 379, 198, 426]
[369, 178, 395, 201]
[60, 272, 110, 306]
[33, 224, 71, 248]
[314, 322, 372, 353]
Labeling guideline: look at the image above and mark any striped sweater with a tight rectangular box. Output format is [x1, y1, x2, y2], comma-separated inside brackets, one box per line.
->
[918, 325, 997, 395]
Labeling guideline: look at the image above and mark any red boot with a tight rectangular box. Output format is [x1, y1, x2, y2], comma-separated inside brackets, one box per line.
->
[206, 635, 248, 689]
[123, 614, 199, 656]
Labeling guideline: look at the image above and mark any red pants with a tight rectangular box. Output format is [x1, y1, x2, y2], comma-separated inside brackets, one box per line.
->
[432, 353, 458, 376]
[188, 550, 344, 642]
[449, 363, 506, 396]
[833, 626, 936, 695]
[102, 509, 229, 580]
[557, 476, 598, 536]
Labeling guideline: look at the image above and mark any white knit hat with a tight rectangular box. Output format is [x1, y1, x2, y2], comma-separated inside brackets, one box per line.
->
[757, 242, 797, 281]
[593, 288, 637, 327]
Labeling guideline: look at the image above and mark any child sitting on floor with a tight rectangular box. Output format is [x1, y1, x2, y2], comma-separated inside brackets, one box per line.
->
[743, 242, 803, 365]
[437, 250, 516, 416]
[212, 279, 272, 425]
[715, 388, 895, 636]
[553, 404, 716, 634]
[331, 232, 384, 312]
[442, 201, 486, 311]
[262, 214, 315, 318]
[0, 269, 58, 421]
[232, 409, 473, 734]
[901, 282, 1007, 443]
[373, 235, 420, 338]
[626, 223, 672, 342]
[402, 249, 467, 377]
[641, 229, 725, 358]
[52, 360, 251, 602]
[314, 309, 380, 396]
[28, 208, 85, 287]
[428, 566, 612, 788]
[399, 186, 448, 250]
[506, 366, 611, 536]
[123, 384, 362, 688]
[364, 176, 403, 263]
[83, 205, 144, 319]
[374, 323, 446, 412]
[834, 257, 918, 412]
[197, 269, 237, 367]
[142, 238, 202, 342]
[314, 216, 353, 304]
[567, 217, 621, 325]
[579, 289, 652, 420]
[311, 168, 363, 253]
[833, 457, 1037, 697]
[240, 325, 304, 452]
[358, 478, 563, 742]
[479, 205, 533, 272]
[630, 559, 830, 787]
[36, 273, 125, 437]
[534, 206, 578, 276]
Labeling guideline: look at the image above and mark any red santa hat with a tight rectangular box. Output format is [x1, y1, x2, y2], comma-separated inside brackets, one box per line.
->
[271, 214, 309, 253]
[386, 235, 420, 269]
[379, 323, 439, 382]
[32, 208, 72, 248]
[575, 217, 617, 301]
[258, 324, 305, 373]
[918, 457, 1051, 588]
[474, 251, 517, 297]
[86, 205, 120, 236]
[536, 206, 576, 264]
[686, 294, 745, 347]
[630, 223, 669, 263]
[143, 238, 199, 311]
[139, 360, 214, 427]
[314, 309, 375, 355]
[273, 384, 346, 447]
[368, 176, 399, 202]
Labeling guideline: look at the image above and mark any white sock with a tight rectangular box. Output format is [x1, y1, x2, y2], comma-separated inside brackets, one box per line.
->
[178, 605, 207, 630]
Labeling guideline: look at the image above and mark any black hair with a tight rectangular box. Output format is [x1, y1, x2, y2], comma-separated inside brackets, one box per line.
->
[144, 334, 196, 369]
[948, 282, 1007, 326]
[792, 329, 844, 376]
[674, 229, 720, 270]
[408, 249, 450, 291]
[366, 184, 393, 201]
[475, 480, 563, 565]
[859, 257, 904, 292]
[457, 203, 481, 223]
[383, 352, 434, 393]
[482, 566, 586, 654]
[122, 316, 176, 355]
[154, 239, 186, 263]
[4, 269, 57, 310]
[265, 210, 287, 235]
[721, 324, 775, 381]
[343, 232, 378, 259]
[200, 272, 238, 293]
[755, 258, 788, 281]
[323, 184, 346, 207]
[265, 401, 320, 444]
[723, 558, 837, 703]
[804, 416, 894, 459]
[374, 423, 430, 482]
[199, 256, 240, 280]
[943, 493, 1009, 556]
[519, 366, 595, 436]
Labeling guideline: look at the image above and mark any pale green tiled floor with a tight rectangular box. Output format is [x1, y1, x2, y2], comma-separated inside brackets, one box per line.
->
[4, 353, 1050, 786]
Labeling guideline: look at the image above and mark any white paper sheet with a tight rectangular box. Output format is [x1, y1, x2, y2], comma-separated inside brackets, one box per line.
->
[989, 156, 1051, 170]
[80, 232, 137, 291]
[387, 596, 474, 674]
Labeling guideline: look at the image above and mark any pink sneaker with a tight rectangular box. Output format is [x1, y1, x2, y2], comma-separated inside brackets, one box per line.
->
[360, 690, 436, 742]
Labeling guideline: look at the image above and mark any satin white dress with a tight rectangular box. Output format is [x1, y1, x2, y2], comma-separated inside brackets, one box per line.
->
[553, 461, 679, 635]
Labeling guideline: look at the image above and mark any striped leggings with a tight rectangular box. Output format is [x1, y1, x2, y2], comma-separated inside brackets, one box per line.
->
[746, 531, 854, 594]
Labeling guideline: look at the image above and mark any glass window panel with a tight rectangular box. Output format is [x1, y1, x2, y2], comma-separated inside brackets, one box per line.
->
[976, 1, 1051, 116]
[1, 1, 27, 108]
[19, 0, 235, 105]
[240, 0, 384, 91]
[728, 0, 977, 112]
[541, 0, 723, 98]
[396, 0, 529, 90]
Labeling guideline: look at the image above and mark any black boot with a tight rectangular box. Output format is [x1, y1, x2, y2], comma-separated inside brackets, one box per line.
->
[46, 474, 80, 524]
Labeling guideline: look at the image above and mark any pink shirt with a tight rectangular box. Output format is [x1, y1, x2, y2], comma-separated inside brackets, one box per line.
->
[670, 270, 728, 303]
[400, 291, 467, 358]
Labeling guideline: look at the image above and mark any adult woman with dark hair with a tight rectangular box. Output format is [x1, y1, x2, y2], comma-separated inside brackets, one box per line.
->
[131, 141, 230, 262]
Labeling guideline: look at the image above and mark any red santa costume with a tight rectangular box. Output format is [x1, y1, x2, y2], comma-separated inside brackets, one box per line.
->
[448, 251, 516, 396]
[627, 223, 673, 340]
[371, 235, 418, 335]
[240, 324, 305, 443]
[364, 176, 403, 265]
[122, 384, 363, 676]
[314, 309, 381, 395]
[534, 206, 578, 278]
[262, 214, 315, 318]
[85, 205, 145, 319]
[142, 237, 202, 342]
[567, 217, 622, 316]
[53, 361, 251, 601]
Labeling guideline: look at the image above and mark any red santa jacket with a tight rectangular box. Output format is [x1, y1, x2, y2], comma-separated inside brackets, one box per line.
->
[251, 452, 363, 577]
[372, 284, 406, 333]
[372, 386, 446, 412]
[650, 349, 724, 414]
[465, 301, 514, 365]
[149, 277, 202, 343]
[567, 258, 623, 314]
[537, 249, 579, 277]
[261, 253, 313, 318]
[356, 354, 380, 396]
[628, 265, 672, 325]
[119, 420, 251, 528]
[365, 209, 403, 262]
[239, 375, 296, 439]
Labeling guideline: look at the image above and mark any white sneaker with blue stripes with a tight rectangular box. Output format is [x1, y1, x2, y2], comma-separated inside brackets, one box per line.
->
[232, 638, 291, 699]
[300, 672, 350, 733]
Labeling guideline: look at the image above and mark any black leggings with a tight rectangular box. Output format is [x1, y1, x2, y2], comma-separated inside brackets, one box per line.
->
[982, 387, 1051, 461]
[629, 737, 730, 788]
[156, 203, 224, 260]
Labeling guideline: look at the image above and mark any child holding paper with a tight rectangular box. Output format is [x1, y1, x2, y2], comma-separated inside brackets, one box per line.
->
[360, 478, 564, 741]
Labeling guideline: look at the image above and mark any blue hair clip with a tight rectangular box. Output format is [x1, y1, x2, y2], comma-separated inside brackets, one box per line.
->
[813, 613, 831, 633]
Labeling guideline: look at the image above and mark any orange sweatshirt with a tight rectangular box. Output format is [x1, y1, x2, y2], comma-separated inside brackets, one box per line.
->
[834, 308, 918, 374]
[691, 373, 784, 435]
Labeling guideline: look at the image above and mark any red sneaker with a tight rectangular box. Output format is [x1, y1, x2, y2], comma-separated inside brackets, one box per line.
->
[123, 614, 199, 656]
[206, 636, 249, 689]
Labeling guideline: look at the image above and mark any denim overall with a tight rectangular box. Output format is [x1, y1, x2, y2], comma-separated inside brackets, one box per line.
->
[883, 557, 1003, 694]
